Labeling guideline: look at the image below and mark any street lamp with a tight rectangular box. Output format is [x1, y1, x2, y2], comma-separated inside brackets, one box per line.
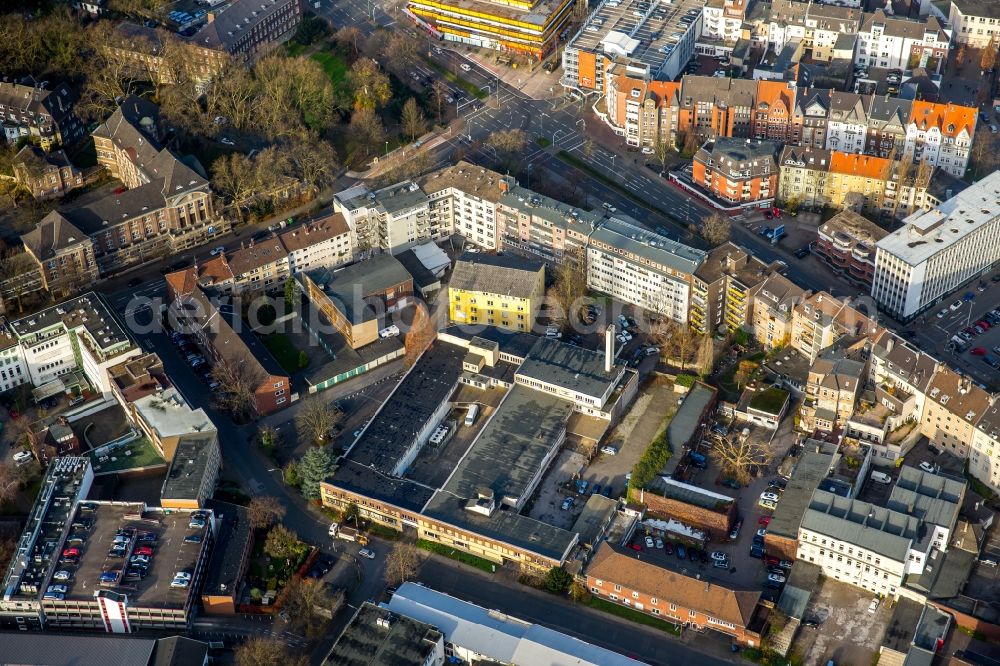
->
[384, 140, 389, 156]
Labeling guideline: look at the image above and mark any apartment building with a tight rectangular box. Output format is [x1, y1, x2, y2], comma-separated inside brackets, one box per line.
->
[279, 213, 353, 275]
[865, 96, 912, 158]
[20, 211, 100, 294]
[498, 186, 597, 261]
[8, 292, 140, 397]
[765, 0, 861, 60]
[586, 545, 767, 646]
[691, 243, 780, 335]
[970, 402, 1000, 493]
[920, 367, 991, 458]
[778, 146, 893, 214]
[692, 138, 779, 207]
[0, 81, 85, 150]
[870, 171, 1000, 320]
[335, 181, 431, 254]
[904, 101, 976, 179]
[166, 278, 290, 415]
[603, 68, 681, 149]
[561, 0, 704, 94]
[813, 211, 888, 288]
[855, 10, 950, 74]
[419, 163, 512, 250]
[790, 291, 871, 364]
[12, 146, 83, 201]
[946, 0, 1000, 47]
[409, 0, 574, 60]
[800, 350, 866, 432]
[449, 253, 545, 332]
[587, 216, 705, 322]
[751, 273, 804, 348]
[700, 0, 748, 48]
[795, 89, 832, 148]
[0, 326, 28, 393]
[190, 0, 301, 63]
[753, 81, 800, 142]
[226, 237, 289, 294]
[797, 489, 929, 596]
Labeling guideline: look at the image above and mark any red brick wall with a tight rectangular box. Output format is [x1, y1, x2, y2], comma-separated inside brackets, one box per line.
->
[928, 602, 1000, 643]
[254, 374, 291, 415]
[641, 492, 736, 540]
[763, 533, 798, 561]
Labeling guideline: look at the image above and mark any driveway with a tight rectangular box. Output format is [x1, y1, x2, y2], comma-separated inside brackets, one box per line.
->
[797, 577, 888, 666]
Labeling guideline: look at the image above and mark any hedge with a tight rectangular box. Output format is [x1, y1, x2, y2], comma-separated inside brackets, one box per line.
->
[629, 421, 672, 491]
[675, 374, 696, 388]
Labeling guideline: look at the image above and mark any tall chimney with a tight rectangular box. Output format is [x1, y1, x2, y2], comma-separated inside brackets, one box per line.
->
[605, 324, 615, 373]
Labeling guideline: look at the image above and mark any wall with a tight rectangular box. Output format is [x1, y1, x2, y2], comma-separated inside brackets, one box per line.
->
[640, 492, 736, 540]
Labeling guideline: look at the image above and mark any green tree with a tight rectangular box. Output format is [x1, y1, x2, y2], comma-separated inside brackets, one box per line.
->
[283, 461, 300, 487]
[297, 351, 309, 369]
[284, 277, 296, 310]
[298, 446, 336, 499]
[264, 524, 300, 560]
[401, 98, 427, 142]
[544, 566, 573, 594]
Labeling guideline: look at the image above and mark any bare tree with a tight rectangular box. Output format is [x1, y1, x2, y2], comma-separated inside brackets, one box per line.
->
[211, 354, 267, 420]
[654, 135, 672, 171]
[430, 79, 451, 125]
[383, 33, 419, 68]
[384, 543, 421, 587]
[733, 359, 758, 389]
[404, 302, 435, 368]
[700, 213, 732, 246]
[334, 26, 363, 57]
[247, 496, 287, 530]
[486, 128, 529, 155]
[546, 247, 588, 324]
[235, 636, 307, 666]
[294, 395, 342, 445]
[287, 134, 339, 194]
[282, 578, 345, 639]
[211, 152, 258, 224]
[350, 106, 386, 157]
[401, 98, 427, 142]
[709, 432, 771, 486]
[983, 36, 999, 71]
[650, 320, 699, 371]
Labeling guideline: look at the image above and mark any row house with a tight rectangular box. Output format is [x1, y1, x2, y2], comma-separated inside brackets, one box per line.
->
[692, 138, 780, 208]
[765, 0, 862, 62]
[604, 66, 681, 149]
[0, 80, 85, 151]
[855, 10, 951, 74]
[777, 145, 892, 215]
[750, 273, 804, 348]
[904, 101, 976, 178]
[800, 349, 867, 433]
[226, 237, 289, 294]
[586, 545, 768, 646]
[946, 0, 1000, 48]
[752, 81, 800, 142]
[12, 146, 83, 201]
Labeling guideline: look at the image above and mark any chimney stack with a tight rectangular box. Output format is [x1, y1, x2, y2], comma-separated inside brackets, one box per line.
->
[605, 324, 615, 373]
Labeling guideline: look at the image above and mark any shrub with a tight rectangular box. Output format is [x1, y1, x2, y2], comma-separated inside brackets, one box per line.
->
[675, 374, 696, 388]
[630, 425, 672, 491]
[544, 566, 573, 594]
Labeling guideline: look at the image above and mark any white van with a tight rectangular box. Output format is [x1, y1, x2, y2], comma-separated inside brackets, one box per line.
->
[465, 404, 479, 426]
[870, 471, 892, 484]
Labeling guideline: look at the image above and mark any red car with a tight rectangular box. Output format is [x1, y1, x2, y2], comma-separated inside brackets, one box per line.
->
[972, 347, 987, 356]
[772, 207, 781, 218]
[134, 546, 153, 556]
[976, 321, 991, 330]
[758, 516, 771, 526]
[765, 556, 780, 567]
[629, 543, 642, 551]
[62, 547, 80, 558]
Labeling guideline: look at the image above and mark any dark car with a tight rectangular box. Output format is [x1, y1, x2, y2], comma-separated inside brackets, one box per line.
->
[688, 547, 699, 562]
[127, 277, 143, 288]
[801, 618, 820, 628]
[794, 246, 810, 259]
[664, 541, 674, 555]
[676, 544, 687, 559]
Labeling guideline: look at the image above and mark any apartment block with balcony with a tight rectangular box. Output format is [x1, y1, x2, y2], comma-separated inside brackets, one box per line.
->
[335, 181, 432, 255]
[419, 162, 513, 250]
[691, 242, 780, 335]
[692, 138, 780, 208]
[800, 349, 866, 433]
[226, 237, 289, 294]
[751, 273, 804, 349]
[920, 367, 991, 458]
[814, 210, 888, 288]
[498, 186, 597, 263]
[855, 9, 950, 74]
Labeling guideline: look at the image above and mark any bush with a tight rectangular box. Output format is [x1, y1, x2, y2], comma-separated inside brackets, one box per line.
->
[675, 374, 696, 388]
[416, 539, 495, 573]
[298, 350, 309, 369]
[544, 566, 573, 594]
[629, 424, 672, 492]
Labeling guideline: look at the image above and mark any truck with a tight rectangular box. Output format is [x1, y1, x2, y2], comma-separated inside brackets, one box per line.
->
[329, 522, 367, 545]
[465, 404, 479, 426]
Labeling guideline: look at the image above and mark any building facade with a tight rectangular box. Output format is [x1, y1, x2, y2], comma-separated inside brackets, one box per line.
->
[692, 138, 780, 207]
[448, 253, 545, 332]
[0, 81, 85, 150]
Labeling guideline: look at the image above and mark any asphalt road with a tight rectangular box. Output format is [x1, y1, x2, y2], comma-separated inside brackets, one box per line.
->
[415, 557, 740, 666]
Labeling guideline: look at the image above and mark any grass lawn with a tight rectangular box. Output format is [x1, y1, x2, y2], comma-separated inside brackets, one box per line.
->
[748, 387, 789, 414]
[585, 596, 682, 635]
[262, 333, 304, 374]
[312, 51, 348, 88]
[416, 539, 496, 573]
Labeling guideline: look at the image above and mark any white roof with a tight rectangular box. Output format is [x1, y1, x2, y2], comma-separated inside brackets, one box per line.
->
[878, 170, 1000, 266]
[133, 388, 215, 438]
[601, 30, 641, 57]
[385, 583, 648, 666]
[411, 241, 451, 275]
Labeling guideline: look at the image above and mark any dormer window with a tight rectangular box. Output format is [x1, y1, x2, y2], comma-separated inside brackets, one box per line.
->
[631, 88, 641, 98]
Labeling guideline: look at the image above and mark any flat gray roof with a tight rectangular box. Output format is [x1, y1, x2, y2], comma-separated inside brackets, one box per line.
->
[0, 634, 156, 666]
[667, 382, 716, 452]
[516, 337, 623, 401]
[10, 292, 131, 351]
[801, 490, 920, 562]
[326, 601, 442, 666]
[160, 437, 218, 502]
[309, 254, 413, 325]
[441, 325, 539, 361]
[590, 216, 705, 276]
[201, 500, 251, 599]
[767, 445, 837, 539]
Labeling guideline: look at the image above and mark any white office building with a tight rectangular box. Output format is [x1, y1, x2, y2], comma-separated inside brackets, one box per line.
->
[586, 216, 705, 323]
[870, 170, 1000, 320]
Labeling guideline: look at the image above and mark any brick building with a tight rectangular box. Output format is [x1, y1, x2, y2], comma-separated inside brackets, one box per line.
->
[586, 545, 768, 646]
[0, 80, 85, 150]
[12, 146, 83, 200]
[692, 138, 780, 208]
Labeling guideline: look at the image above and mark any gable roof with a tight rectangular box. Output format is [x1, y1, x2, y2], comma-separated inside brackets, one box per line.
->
[450, 252, 544, 298]
[909, 101, 977, 137]
[829, 151, 890, 179]
[278, 213, 350, 252]
[587, 546, 761, 628]
[227, 238, 288, 276]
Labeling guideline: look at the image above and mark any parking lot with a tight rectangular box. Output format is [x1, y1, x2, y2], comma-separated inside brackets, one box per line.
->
[527, 449, 589, 530]
[913, 272, 1000, 390]
[797, 577, 890, 666]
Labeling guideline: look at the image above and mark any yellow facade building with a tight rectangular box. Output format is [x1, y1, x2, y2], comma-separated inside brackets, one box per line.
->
[448, 252, 545, 332]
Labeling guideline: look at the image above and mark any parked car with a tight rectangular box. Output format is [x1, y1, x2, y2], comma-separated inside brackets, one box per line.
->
[134, 546, 153, 556]
[654, 538, 664, 549]
[560, 497, 574, 511]
[183, 534, 202, 544]
[189, 517, 206, 529]
[758, 516, 771, 526]
[359, 548, 376, 559]
[664, 541, 674, 555]
[644, 536, 655, 548]
[760, 492, 780, 502]
[53, 570, 73, 581]
[711, 551, 728, 562]
[729, 520, 742, 540]
[868, 598, 880, 614]
[919, 461, 939, 474]
[676, 544, 687, 559]
[170, 577, 190, 589]
[600, 445, 618, 455]
[767, 573, 786, 584]
[62, 548, 80, 558]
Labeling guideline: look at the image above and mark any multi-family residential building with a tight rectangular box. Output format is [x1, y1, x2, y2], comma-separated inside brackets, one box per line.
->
[587, 216, 705, 322]
[751, 273, 804, 347]
[970, 402, 1000, 493]
[603, 69, 682, 150]
[753, 81, 800, 142]
[865, 96, 912, 158]
[870, 170, 1000, 320]
[12, 146, 83, 201]
[419, 163, 512, 250]
[790, 291, 874, 364]
[498, 186, 598, 261]
[813, 211, 888, 288]
[920, 366, 991, 458]
[905, 101, 976, 178]
[700, 0, 749, 49]
[945, 0, 1000, 47]
[335, 181, 431, 254]
[690, 242, 780, 335]
[765, 0, 862, 60]
[586, 545, 768, 646]
[561, 0, 704, 94]
[449, 253, 545, 332]
[692, 138, 780, 208]
[166, 276, 290, 415]
[0, 81, 85, 150]
[278, 213, 353, 275]
[7, 292, 140, 396]
[778, 146, 891, 214]
[190, 0, 302, 64]
[855, 10, 951, 74]
[794, 89, 832, 148]
[0, 326, 28, 393]
[800, 349, 866, 432]
[226, 237, 289, 294]
[409, 0, 574, 60]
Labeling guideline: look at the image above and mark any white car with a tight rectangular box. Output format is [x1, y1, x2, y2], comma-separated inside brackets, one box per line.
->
[654, 538, 664, 549]
[359, 548, 376, 559]
[220, 137, 235, 146]
[918, 461, 938, 474]
[47, 584, 68, 594]
[170, 578, 190, 589]
[13, 451, 33, 464]
[209, 246, 225, 256]
[460, 63, 472, 72]
[767, 573, 786, 584]
[600, 445, 617, 455]
[760, 492, 780, 503]
[868, 598, 879, 614]
[950, 300, 963, 311]
[936, 308, 949, 318]
[711, 551, 728, 561]
[644, 536, 654, 548]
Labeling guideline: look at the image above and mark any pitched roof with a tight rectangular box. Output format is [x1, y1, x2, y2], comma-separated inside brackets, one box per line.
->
[755, 80, 796, 116]
[909, 101, 977, 138]
[779, 144, 832, 170]
[227, 238, 288, 276]
[450, 252, 543, 298]
[587, 546, 761, 628]
[191, 0, 298, 53]
[21, 211, 90, 259]
[278, 213, 350, 252]
[829, 151, 890, 179]
[926, 366, 991, 424]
